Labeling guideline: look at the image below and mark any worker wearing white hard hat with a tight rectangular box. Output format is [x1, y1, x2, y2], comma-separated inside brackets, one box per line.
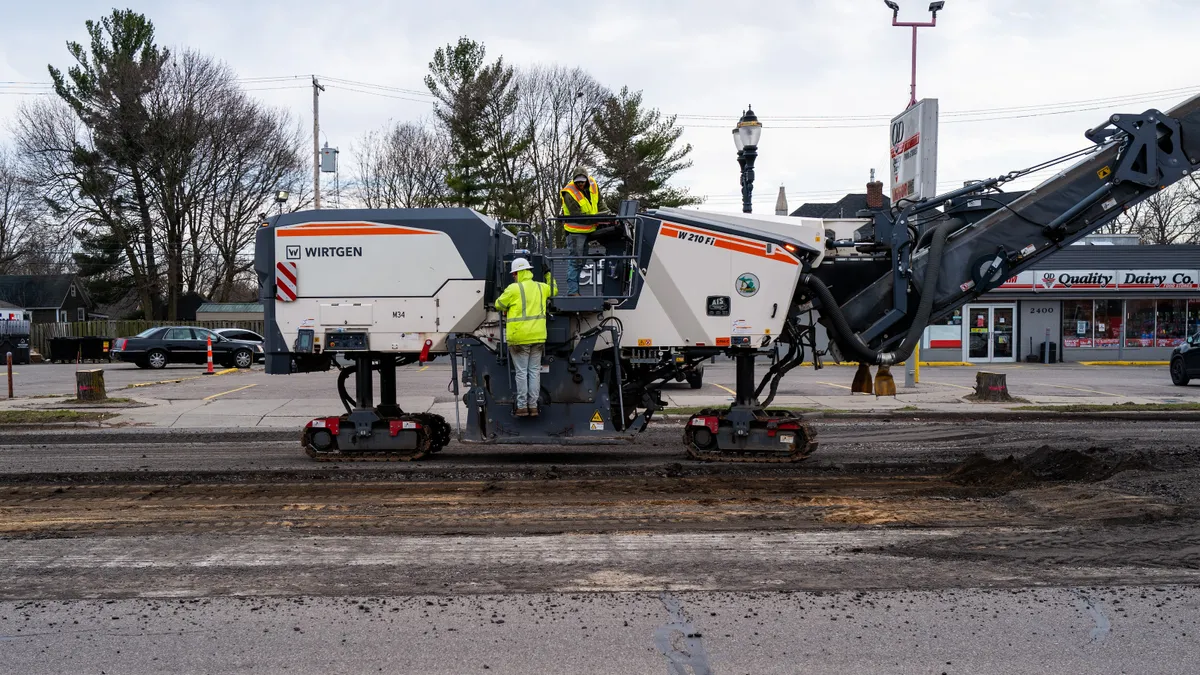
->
[495, 257, 557, 417]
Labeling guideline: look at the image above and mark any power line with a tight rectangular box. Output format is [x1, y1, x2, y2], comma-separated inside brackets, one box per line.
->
[675, 85, 1200, 121]
[322, 83, 432, 104]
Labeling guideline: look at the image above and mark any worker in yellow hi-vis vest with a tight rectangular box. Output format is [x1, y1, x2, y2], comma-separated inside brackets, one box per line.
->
[495, 257, 557, 417]
[560, 168, 608, 296]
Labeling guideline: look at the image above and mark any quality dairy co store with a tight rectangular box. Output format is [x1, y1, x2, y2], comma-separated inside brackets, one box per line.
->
[920, 245, 1200, 363]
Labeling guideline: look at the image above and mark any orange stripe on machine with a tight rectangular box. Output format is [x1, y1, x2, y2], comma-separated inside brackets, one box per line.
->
[659, 222, 799, 265]
[278, 222, 438, 237]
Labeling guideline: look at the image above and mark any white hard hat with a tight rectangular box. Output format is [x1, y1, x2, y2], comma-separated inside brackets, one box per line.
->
[510, 257, 533, 273]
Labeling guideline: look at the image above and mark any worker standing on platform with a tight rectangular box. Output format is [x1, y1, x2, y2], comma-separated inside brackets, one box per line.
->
[495, 257, 556, 417]
[560, 168, 608, 296]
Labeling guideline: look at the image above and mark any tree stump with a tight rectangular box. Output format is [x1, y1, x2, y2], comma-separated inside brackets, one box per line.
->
[973, 371, 1012, 402]
[75, 369, 107, 402]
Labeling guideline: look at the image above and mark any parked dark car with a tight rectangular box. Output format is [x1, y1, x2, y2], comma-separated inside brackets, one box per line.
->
[111, 326, 262, 369]
[1170, 332, 1200, 385]
[213, 328, 266, 362]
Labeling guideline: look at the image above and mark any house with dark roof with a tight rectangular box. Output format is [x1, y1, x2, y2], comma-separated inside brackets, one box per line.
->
[790, 193, 891, 219]
[0, 275, 94, 323]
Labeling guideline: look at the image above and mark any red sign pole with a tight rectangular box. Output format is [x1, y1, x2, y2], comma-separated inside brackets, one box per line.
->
[204, 336, 215, 375]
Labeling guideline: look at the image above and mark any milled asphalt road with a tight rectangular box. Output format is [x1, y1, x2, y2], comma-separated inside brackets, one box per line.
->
[4, 364, 1200, 672]
[4, 587, 1197, 674]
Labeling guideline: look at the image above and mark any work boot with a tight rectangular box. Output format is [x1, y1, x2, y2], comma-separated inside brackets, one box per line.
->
[527, 407, 539, 417]
[515, 408, 529, 418]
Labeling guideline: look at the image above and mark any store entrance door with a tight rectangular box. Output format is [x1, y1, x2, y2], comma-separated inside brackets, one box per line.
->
[964, 304, 1017, 363]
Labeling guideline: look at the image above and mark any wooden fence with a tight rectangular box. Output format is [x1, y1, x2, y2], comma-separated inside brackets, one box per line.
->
[29, 319, 266, 357]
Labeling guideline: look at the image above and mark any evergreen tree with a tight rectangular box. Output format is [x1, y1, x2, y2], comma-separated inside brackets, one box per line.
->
[424, 37, 532, 217]
[589, 87, 699, 208]
[72, 224, 135, 308]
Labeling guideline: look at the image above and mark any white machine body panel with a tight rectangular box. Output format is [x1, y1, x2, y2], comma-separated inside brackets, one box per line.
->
[272, 220, 486, 353]
[613, 217, 816, 349]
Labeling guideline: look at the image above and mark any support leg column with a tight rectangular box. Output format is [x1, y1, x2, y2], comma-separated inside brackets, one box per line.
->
[734, 349, 758, 407]
[377, 354, 401, 417]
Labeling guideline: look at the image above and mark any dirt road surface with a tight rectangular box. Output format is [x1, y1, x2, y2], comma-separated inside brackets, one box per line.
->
[3, 418, 1200, 672]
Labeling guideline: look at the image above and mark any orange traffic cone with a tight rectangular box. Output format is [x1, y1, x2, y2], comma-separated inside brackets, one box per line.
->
[204, 335, 215, 375]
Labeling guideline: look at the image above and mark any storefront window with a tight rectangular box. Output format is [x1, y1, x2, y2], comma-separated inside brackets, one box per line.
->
[1155, 300, 1187, 347]
[1061, 300, 1092, 348]
[1094, 300, 1122, 348]
[1187, 300, 1200, 339]
[923, 309, 962, 350]
[1125, 299, 1156, 348]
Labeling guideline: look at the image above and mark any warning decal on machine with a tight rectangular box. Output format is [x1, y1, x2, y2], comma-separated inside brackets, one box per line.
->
[637, 338, 652, 347]
[591, 410, 603, 423]
[590, 422, 604, 431]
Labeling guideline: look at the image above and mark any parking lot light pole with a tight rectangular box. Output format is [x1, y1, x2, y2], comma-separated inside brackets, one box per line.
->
[884, 1, 944, 108]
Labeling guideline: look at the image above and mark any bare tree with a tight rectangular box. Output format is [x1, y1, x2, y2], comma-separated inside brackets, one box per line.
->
[517, 66, 609, 229]
[352, 121, 448, 209]
[201, 94, 307, 300]
[0, 148, 40, 273]
[1102, 181, 1199, 244]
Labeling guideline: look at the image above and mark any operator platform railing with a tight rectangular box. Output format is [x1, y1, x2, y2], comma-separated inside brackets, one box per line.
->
[542, 205, 645, 312]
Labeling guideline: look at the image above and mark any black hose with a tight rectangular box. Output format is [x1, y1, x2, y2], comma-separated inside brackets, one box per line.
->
[759, 339, 805, 409]
[337, 365, 356, 414]
[801, 218, 952, 366]
[755, 324, 799, 399]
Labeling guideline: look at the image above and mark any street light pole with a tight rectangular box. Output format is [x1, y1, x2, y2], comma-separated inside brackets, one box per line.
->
[884, 1, 944, 108]
[733, 106, 762, 214]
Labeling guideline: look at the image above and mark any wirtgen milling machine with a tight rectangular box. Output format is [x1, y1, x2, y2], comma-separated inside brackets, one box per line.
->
[256, 93, 1200, 462]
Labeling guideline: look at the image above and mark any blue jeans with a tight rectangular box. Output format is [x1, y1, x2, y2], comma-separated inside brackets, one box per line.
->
[509, 343, 544, 410]
[565, 233, 588, 295]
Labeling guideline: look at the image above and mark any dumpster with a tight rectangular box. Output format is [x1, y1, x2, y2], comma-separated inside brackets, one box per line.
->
[78, 336, 110, 363]
[48, 337, 81, 363]
[0, 337, 30, 365]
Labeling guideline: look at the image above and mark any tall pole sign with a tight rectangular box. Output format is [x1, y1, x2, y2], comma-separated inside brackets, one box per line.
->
[889, 99, 939, 204]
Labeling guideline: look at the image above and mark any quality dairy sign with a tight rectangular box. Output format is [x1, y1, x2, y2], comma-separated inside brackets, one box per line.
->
[1117, 269, 1198, 289]
[1030, 269, 1199, 291]
[1036, 270, 1116, 290]
[889, 99, 939, 203]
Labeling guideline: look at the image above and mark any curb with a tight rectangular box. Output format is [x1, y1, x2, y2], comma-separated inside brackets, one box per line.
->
[797, 362, 973, 367]
[0, 421, 116, 430]
[1078, 361, 1169, 366]
[659, 409, 1200, 423]
[804, 409, 1200, 422]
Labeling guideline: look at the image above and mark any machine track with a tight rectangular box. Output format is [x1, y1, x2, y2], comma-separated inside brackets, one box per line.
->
[682, 409, 819, 463]
[410, 413, 453, 453]
[303, 413, 450, 462]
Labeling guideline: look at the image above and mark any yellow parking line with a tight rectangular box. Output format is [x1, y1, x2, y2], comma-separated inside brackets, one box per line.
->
[816, 381, 852, 390]
[710, 382, 736, 396]
[127, 368, 238, 389]
[203, 383, 258, 401]
[1034, 382, 1121, 397]
[926, 380, 975, 391]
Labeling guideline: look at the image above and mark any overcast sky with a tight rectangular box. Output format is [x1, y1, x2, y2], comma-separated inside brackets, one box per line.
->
[1, 0, 1197, 214]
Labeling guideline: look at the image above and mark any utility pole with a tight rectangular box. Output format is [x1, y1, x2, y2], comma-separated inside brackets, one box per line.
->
[312, 76, 325, 209]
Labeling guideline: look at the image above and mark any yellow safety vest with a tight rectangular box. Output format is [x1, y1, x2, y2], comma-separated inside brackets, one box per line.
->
[561, 178, 600, 233]
[495, 269, 556, 345]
